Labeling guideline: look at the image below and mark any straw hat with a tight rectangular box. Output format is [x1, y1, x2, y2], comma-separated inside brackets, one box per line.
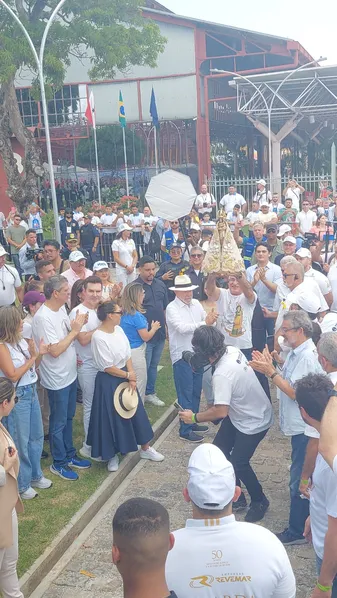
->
[169, 274, 198, 292]
[114, 382, 139, 419]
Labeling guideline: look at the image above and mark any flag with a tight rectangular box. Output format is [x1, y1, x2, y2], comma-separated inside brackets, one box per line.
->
[150, 87, 159, 128]
[119, 90, 126, 128]
[85, 91, 95, 129]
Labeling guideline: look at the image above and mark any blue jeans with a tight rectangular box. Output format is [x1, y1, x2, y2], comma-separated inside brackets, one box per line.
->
[145, 337, 165, 396]
[47, 379, 77, 468]
[316, 555, 337, 597]
[11, 253, 22, 278]
[4, 384, 43, 493]
[289, 433, 310, 537]
[173, 359, 203, 437]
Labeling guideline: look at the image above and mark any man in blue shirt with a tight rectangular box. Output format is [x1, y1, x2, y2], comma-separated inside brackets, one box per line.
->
[234, 221, 266, 269]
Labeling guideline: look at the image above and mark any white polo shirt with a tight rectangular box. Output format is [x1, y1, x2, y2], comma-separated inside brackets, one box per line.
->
[328, 264, 337, 311]
[166, 515, 296, 598]
[195, 193, 215, 214]
[166, 297, 206, 364]
[100, 213, 117, 234]
[310, 453, 337, 560]
[220, 192, 246, 212]
[213, 347, 273, 434]
[296, 210, 316, 233]
[216, 288, 257, 349]
[305, 267, 331, 298]
[285, 187, 301, 211]
[0, 264, 21, 306]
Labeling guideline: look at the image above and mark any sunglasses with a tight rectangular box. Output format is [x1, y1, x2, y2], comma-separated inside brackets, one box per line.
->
[113, 310, 123, 315]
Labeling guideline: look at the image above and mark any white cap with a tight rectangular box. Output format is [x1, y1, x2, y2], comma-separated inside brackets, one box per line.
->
[277, 224, 291, 237]
[260, 202, 270, 207]
[0, 245, 9, 257]
[93, 260, 109, 271]
[202, 241, 210, 252]
[69, 250, 86, 262]
[257, 179, 266, 186]
[118, 223, 132, 233]
[283, 236, 296, 244]
[187, 444, 236, 510]
[295, 248, 311, 258]
[190, 223, 201, 231]
[288, 291, 320, 313]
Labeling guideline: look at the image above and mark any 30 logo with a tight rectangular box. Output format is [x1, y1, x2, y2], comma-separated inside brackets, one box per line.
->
[190, 575, 214, 588]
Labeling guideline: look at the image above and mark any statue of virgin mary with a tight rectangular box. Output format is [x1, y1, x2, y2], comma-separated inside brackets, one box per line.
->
[202, 209, 245, 275]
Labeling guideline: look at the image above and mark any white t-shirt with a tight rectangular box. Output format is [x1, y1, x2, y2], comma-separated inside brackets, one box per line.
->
[195, 193, 215, 214]
[220, 193, 246, 212]
[166, 515, 296, 598]
[91, 216, 101, 226]
[333, 456, 337, 477]
[310, 453, 337, 559]
[216, 289, 257, 349]
[296, 210, 316, 234]
[111, 238, 136, 274]
[258, 211, 278, 224]
[328, 265, 337, 312]
[305, 268, 331, 297]
[245, 211, 262, 227]
[91, 326, 131, 371]
[0, 265, 21, 306]
[32, 304, 77, 390]
[0, 212, 5, 229]
[0, 339, 37, 386]
[213, 347, 273, 434]
[100, 214, 117, 234]
[28, 212, 43, 234]
[69, 304, 100, 368]
[285, 187, 301, 211]
[73, 211, 84, 223]
[128, 213, 144, 232]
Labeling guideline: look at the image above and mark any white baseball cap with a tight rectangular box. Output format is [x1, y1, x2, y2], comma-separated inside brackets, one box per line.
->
[257, 179, 266, 186]
[118, 223, 132, 233]
[187, 444, 236, 510]
[295, 248, 311, 258]
[288, 291, 320, 313]
[0, 245, 9, 257]
[190, 223, 201, 231]
[69, 250, 86, 262]
[93, 260, 109, 271]
[283, 236, 296, 244]
[277, 224, 291, 237]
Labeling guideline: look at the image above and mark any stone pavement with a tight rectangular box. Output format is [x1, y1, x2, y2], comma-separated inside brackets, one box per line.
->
[38, 400, 316, 598]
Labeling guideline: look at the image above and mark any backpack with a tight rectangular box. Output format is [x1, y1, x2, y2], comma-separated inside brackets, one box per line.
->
[148, 228, 161, 254]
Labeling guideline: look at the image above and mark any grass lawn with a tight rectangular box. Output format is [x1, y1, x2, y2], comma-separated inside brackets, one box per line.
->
[17, 344, 176, 577]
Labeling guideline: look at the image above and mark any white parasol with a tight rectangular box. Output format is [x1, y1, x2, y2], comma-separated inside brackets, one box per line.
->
[145, 169, 197, 220]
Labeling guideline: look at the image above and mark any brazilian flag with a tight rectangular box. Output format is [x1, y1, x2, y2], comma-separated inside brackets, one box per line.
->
[119, 90, 126, 128]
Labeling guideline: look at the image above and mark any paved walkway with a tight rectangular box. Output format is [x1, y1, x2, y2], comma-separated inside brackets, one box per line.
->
[38, 398, 316, 598]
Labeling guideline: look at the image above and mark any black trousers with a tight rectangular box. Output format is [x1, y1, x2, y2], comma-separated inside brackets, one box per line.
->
[213, 416, 268, 502]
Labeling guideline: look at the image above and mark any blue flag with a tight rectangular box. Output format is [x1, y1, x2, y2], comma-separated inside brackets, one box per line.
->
[150, 87, 159, 128]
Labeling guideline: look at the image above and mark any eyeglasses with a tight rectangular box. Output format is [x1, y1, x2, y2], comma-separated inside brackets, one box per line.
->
[281, 326, 299, 333]
[282, 272, 296, 278]
[191, 253, 203, 258]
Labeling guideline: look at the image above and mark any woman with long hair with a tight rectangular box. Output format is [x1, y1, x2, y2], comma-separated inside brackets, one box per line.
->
[87, 301, 164, 472]
[112, 224, 137, 289]
[0, 377, 24, 598]
[92, 261, 123, 301]
[120, 283, 161, 401]
[310, 214, 334, 245]
[0, 306, 51, 499]
[70, 279, 85, 311]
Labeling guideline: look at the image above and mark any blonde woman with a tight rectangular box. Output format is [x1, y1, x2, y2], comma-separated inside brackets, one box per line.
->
[93, 261, 122, 300]
[0, 377, 24, 598]
[0, 306, 51, 499]
[120, 283, 161, 401]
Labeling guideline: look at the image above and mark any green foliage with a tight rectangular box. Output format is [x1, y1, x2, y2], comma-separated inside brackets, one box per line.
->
[76, 125, 145, 169]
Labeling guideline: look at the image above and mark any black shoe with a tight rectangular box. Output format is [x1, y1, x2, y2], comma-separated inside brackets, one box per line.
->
[275, 528, 307, 546]
[245, 496, 269, 522]
[192, 424, 209, 433]
[44, 434, 49, 442]
[179, 431, 203, 443]
[232, 493, 247, 511]
[41, 450, 49, 459]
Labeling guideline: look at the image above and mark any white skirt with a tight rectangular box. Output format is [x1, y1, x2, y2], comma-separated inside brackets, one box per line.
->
[131, 343, 147, 402]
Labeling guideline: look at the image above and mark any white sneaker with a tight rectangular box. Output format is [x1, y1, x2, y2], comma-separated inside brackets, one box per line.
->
[140, 446, 165, 462]
[79, 445, 104, 463]
[20, 487, 38, 500]
[107, 455, 119, 472]
[32, 476, 53, 489]
[145, 394, 165, 407]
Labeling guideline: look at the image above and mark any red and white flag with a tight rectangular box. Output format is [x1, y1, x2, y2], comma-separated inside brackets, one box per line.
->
[85, 91, 96, 129]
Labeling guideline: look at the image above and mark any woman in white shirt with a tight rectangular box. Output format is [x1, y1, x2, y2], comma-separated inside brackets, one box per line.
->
[87, 301, 164, 472]
[112, 223, 137, 289]
[92, 261, 123, 301]
[0, 306, 51, 499]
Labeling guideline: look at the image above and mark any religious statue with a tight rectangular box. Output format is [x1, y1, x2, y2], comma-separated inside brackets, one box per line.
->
[202, 209, 245, 275]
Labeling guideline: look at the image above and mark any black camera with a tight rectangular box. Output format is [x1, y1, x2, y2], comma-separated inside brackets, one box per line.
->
[182, 350, 210, 372]
[26, 248, 41, 261]
[301, 232, 318, 249]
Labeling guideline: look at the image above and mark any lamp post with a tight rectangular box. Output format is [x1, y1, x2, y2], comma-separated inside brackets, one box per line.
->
[0, 0, 66, 243]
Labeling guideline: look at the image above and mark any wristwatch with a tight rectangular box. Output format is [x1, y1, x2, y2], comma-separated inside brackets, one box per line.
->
[270, 371, 278, 381]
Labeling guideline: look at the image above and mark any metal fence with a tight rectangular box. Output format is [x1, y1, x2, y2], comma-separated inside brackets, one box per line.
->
[209, 173, 331, 208]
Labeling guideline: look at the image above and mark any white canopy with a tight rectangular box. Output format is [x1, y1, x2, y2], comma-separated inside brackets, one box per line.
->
[145, 169, 197, 220]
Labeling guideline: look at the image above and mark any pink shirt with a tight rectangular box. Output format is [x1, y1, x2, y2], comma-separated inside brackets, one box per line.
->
[62, 267, 93, 293]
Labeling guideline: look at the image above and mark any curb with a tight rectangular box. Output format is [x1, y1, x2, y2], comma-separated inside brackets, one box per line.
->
[20, 404, 177, 597]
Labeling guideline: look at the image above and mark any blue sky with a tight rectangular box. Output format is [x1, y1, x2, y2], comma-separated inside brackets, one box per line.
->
[163, 0, 337, 65]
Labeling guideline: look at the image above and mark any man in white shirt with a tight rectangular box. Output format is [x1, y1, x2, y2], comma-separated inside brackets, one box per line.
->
[0, 245, 23, 306]
[100, 205, 118, 262]
[270, 192, 284, 215]
[142, 206, 158, 227]
[295, 373, 337, 597]
[69, 276, 102, 460]
[194, 184, 216, 216]
[320, 390, 337, 477]
[128, 204, 144, 257]
[166, 444, 296, 598]
[295, 247, 333, 307]
[73, 205, 84, 224]
[327, 263, 337, 312]
[32, 275, 92, 481]
[250, 310, 324, 546]
[166, 274, 217, 442]
[253, 179, 272, 206]
[62, 250, 93, 293]
[258, 203, 278, 225]
[283, 179, 305, 212]
[220, 185, 246, 214]
[245, 200, 261, 229]
[180, 326, 273, 522]
[296, 199, 317, 234]
[19, 229, 39, 280]
[27, 204, 45, 245]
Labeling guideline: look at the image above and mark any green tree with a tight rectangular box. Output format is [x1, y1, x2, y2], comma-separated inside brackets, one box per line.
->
[0, 0, 166, 210]
[76, 125, 144, 170]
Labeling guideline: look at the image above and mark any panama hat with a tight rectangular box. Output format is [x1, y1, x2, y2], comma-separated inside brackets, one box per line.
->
[114, 382, 139, 419]
[169, 274, 198, 292]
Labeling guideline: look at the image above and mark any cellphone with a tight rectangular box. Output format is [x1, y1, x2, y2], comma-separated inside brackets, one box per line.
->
[8, 446, 14, 456]
[174, 400, 184, 411]
[266, 335, 275, 353]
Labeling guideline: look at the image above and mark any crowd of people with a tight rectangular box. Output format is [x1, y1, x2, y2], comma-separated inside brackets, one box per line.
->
[1, 176, 337, 597]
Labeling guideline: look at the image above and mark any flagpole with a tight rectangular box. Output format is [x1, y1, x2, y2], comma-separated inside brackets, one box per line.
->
[93, 126, 101, 205]
[154, 126, 159, 175]
[122, 126, 130, 198]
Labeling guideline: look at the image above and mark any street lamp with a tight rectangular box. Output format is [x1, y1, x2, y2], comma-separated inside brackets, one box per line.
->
[0, 0, 67, 243]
